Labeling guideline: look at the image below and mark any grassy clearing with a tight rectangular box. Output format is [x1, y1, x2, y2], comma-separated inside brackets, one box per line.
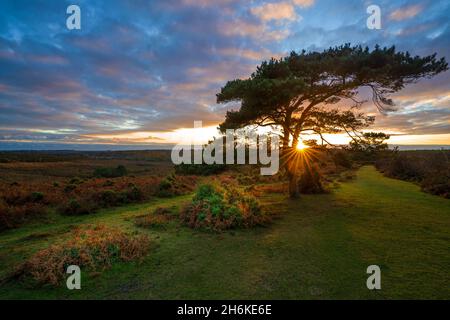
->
[0, 166, 448, 299]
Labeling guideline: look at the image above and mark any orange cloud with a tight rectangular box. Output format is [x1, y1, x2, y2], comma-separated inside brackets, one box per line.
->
[218, 47, 277, 61]
[220, 19, 262, 37]
[389, 4, 423, 21]
[292, 0, 315, 8]
[251, 2, 298, 21]
[181, 0, 236, 7]
[220, 18, 291, 41]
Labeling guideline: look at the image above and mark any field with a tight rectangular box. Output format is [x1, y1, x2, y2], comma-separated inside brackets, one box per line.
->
[0, 150, 174, 182]
[0, 150, 449, 299]
[0, 151, 198, 230]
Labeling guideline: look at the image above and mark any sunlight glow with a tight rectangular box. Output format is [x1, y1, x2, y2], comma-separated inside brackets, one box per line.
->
[76, 130, 450, 147]
[296, 141, 309, 151]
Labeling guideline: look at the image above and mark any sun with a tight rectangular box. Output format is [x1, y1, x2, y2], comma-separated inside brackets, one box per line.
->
[296, 141, 309, 151]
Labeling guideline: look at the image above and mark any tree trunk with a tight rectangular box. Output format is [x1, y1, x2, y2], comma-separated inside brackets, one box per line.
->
[281, 145, 300, 199]
[288, 171, 300, 198]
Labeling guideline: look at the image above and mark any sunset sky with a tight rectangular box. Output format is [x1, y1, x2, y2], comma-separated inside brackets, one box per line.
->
[0, 0, 449, 149]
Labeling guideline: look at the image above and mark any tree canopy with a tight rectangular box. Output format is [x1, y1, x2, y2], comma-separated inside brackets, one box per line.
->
[349, 132, 390, 152]
[217, 44, 448, 149]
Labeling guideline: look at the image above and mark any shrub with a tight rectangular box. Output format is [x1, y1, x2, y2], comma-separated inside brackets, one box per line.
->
[90, 184, 144, 207]
[59, 199, 96, 216]
[124, 185, 144, 202]
[175, 163, 226, 176]
[157, 178, 173, 197]
[0, 169, 197, 231]
[421, 174, 450, 198]
[195, 184, 216, 200]
[30, 192, 44, 203]
[339, 171, 356, 181]
[180, 183, 269, 231]
[116, 165, 127, 176]
[375, 150, 450, 198]
[134, 206, 176, 229]
[103, 180, 114, 187]
[135, 214, 170, 229]
[332, 150, 352, 169]
[0, 187, 48, 230]
[156, 174, 190, 197]
[383, 154, 424, 181]
[0, 200, 9, 229]
[98, 190, 119, 206]
[0, 172, 185, 231]
[153, 207, 174, 216]
[93, 165, 128, 178]
[17, 225, 150, 286]
[64, 184, 77, 193]
[253, 183, 286, 195]
[0, 201, 47, 231]
[298, 165, 326, 194]
[2, 188, 29, 206]
[69, 177, 83, 185]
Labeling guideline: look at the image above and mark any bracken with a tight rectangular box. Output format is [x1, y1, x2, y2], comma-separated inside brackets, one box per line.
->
[180, 183, 271, 231]
[16, 224, 150, 286]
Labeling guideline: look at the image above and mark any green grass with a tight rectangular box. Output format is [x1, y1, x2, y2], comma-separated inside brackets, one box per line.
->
[0, 166, 449, 299]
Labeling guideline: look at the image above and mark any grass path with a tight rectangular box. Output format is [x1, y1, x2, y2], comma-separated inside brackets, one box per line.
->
[0, 166, 449, 299]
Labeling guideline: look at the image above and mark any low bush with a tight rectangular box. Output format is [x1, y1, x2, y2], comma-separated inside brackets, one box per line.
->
[98, 190, 120, 206]
[59, 198, 97, 216]
[59, 183, 145, 215]
[421, 174, 450, 198]
[254, 183, 286, 195]
[175, 163, 226, 176]
[103, 180, 114, 187]
[180, 183, 270, 231]
[93, 165, 128, 178]
[17, 225, 150, 286]
[376, 153, 424, 181]
[376, 150, 450, 198]
[29, 192, 44, 203]
[153, 207, 173, 216]
[332, 150, 352, 169]
[156, 174, 193, 197]
[2, 188, 29, 206]
[123, 184, 144, 202]
[0, 186, 49, 230]
[136, 215, 171, 228]
[157, 178, 173, 197]
[64, 184, 77, 193]
[134, 207, 177, 229]
[298, 165, 326, 194]
[0, 201, 47, 231]
[237, 174, 262, 185]
[338, 171, 356, 182]
[69, 177, 83, 185]
[0, 171, 196, 231]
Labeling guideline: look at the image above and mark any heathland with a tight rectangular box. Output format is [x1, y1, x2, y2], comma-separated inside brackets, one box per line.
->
[0, 150, 449, 299]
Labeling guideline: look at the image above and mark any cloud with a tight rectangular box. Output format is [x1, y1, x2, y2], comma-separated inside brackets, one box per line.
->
[292, 0, 315, 8]
[396, 22, 433, 36]
[250, 2, 298, 22]
[372, 107, 450, 135]
[0, 0, 448, 147]
[219, 19, 263, 37]
[217, 47, 277, 61]
[218, 17, 291, 41]
[389, 4, 423, 21]
[181, 0, 238, 7]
